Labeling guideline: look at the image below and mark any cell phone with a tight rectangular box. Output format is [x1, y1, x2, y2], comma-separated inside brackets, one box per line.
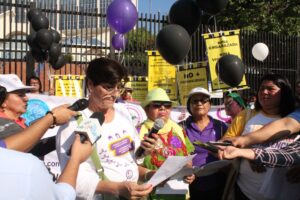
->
[193, 141, 219, 153]
[207, 141, 233, 146]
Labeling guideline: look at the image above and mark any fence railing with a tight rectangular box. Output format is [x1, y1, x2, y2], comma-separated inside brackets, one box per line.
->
[0, 0, 299, 97]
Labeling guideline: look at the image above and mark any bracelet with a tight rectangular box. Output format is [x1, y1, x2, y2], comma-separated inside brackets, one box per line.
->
[46, 111, 56, 128]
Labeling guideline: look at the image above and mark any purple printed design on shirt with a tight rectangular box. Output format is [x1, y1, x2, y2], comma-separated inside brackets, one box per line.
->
[126, 169, 133, 179]
[110, 136, 133, 156]
[170, 136, 182, 148]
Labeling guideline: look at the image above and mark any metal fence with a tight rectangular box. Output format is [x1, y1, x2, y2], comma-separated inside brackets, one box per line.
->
[0, 0, 299, 97]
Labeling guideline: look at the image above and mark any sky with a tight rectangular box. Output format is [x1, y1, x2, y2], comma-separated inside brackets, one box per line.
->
[138, 0, 176, 16]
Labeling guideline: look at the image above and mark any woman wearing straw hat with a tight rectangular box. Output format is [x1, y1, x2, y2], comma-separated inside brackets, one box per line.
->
[139, 87, 195, 200]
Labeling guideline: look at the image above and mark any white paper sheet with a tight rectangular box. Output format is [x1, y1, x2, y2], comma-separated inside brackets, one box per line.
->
[146, 154, 196, 187]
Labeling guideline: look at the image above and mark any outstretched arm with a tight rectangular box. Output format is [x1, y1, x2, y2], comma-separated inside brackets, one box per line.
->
[227, 117, 300, 148]
[57, 134, 93, 188]
[218, 141, 300, 168]
[4, 104, 77, 152]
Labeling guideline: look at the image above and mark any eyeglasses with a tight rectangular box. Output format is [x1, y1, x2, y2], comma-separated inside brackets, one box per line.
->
[100, 83, 125, 94]
[224, 101, 235, 109]
[150, 101, 172, 109]
[191, 98, 210, 104]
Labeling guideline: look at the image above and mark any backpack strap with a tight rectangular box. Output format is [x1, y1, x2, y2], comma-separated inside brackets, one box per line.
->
[90, 147, 107, 180]
[212, 118, 226, 138]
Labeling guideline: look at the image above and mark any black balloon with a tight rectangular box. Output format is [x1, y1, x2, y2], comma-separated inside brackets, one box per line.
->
[156, 24, 191, 65]
[31, 46, 48, 62]
[50, 29, 61, 43]
[169, 0, 202, 35]
[196, 0, 229, 15]
[27, 9, 42, 22]
[36, 29, 53, 50]
[26, 32, 37, 47]
[216, 54, 245, 87]
[31, 14, 49, 31]
[49, 43, 62, 63]
[50, 54, 67, 70]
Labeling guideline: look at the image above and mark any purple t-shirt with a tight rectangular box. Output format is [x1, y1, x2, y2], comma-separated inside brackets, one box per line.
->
[0, 140, 6, 148]
[184, 115, 228, 191]
[184, 115, 228, 167]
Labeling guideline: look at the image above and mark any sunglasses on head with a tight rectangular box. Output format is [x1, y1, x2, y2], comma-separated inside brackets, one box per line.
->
[191, 98, 210, 104]
[150, 101, 172, 109]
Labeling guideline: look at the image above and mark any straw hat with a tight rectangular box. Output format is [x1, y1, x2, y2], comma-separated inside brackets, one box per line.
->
[141, 88, 172, 107]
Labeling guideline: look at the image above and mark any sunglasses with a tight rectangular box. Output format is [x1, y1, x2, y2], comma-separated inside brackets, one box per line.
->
[191, 98, 210, 104]
[150, 101, 172, 109]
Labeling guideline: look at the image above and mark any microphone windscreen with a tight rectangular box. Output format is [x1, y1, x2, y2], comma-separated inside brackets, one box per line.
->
[90, 112, 105, 125]
[153, 118, 164, 130]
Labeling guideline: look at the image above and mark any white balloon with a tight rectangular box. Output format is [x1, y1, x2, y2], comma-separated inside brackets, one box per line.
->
[252, 42, 269, 61]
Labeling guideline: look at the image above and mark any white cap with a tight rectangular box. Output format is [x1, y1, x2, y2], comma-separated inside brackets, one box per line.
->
[188, 87, 211, 98]
[0, 74, 34, 92]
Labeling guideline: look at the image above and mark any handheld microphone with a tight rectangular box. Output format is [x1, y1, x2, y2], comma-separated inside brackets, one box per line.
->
[67, 112, 105, 156]
[68, 99, 89, 111]
[135, 118, 164, 158]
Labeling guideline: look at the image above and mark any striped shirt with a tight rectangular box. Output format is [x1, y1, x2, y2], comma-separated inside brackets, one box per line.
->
[253, 140, 300, 167]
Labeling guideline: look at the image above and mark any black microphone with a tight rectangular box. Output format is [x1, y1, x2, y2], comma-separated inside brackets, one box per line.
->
[135, 118, 164, 158]
[68, 99, 89, 111]
[67, 112, 105, 156]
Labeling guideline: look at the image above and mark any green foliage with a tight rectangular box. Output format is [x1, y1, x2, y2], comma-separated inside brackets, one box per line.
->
[123, 27, 156, 75]
[217, 0, 300, 35]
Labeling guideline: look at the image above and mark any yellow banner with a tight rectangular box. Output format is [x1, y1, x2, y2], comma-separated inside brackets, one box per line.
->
[147, 51, 177, 101]
[127, 76, 148, 102]
[177, 62, 208, 105]
[54, 75, 85, 97]
[203, 30, 247, 90]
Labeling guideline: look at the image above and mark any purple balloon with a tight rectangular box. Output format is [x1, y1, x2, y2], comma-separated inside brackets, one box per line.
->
[107, 0, 138, 34]
[112, 34, 126, 50]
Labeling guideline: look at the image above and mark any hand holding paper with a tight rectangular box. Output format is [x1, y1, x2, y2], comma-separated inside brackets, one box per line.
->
[146, 154, 196, 187]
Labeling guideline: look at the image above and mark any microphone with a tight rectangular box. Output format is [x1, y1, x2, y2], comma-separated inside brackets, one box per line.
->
[67, 112, 105, 155]
[68, 99, 89, 111]
[135, 118, 164, 158]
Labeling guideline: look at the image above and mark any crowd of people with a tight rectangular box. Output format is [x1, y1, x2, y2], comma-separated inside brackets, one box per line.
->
[0, 57, 300, 200]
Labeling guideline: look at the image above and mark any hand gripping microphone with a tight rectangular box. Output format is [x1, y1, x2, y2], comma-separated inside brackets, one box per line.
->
[68, 99, 89, 111]
[67, 112, 105, 155]
[135, 118, 164, 158]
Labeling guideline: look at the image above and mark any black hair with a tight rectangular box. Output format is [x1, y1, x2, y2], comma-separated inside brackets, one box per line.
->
[28, 75, 43, 93]
[0, 85, 7, 105]
[86, 57, 128, 86]
[255, 74, 295, 117]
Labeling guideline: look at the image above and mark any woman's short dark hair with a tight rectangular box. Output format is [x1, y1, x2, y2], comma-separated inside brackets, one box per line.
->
[0, 85, 7, 105]
[28, 75, 43, 93]
[255, 74, 295, 117]
[86, 58, 128, 86]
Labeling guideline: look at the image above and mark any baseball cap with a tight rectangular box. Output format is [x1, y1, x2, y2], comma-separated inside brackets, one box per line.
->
[188, 87, 211, 98]
[141, 88, 172, 107]
[226, 92, 246, 108]
[0, 74, 34, 92]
